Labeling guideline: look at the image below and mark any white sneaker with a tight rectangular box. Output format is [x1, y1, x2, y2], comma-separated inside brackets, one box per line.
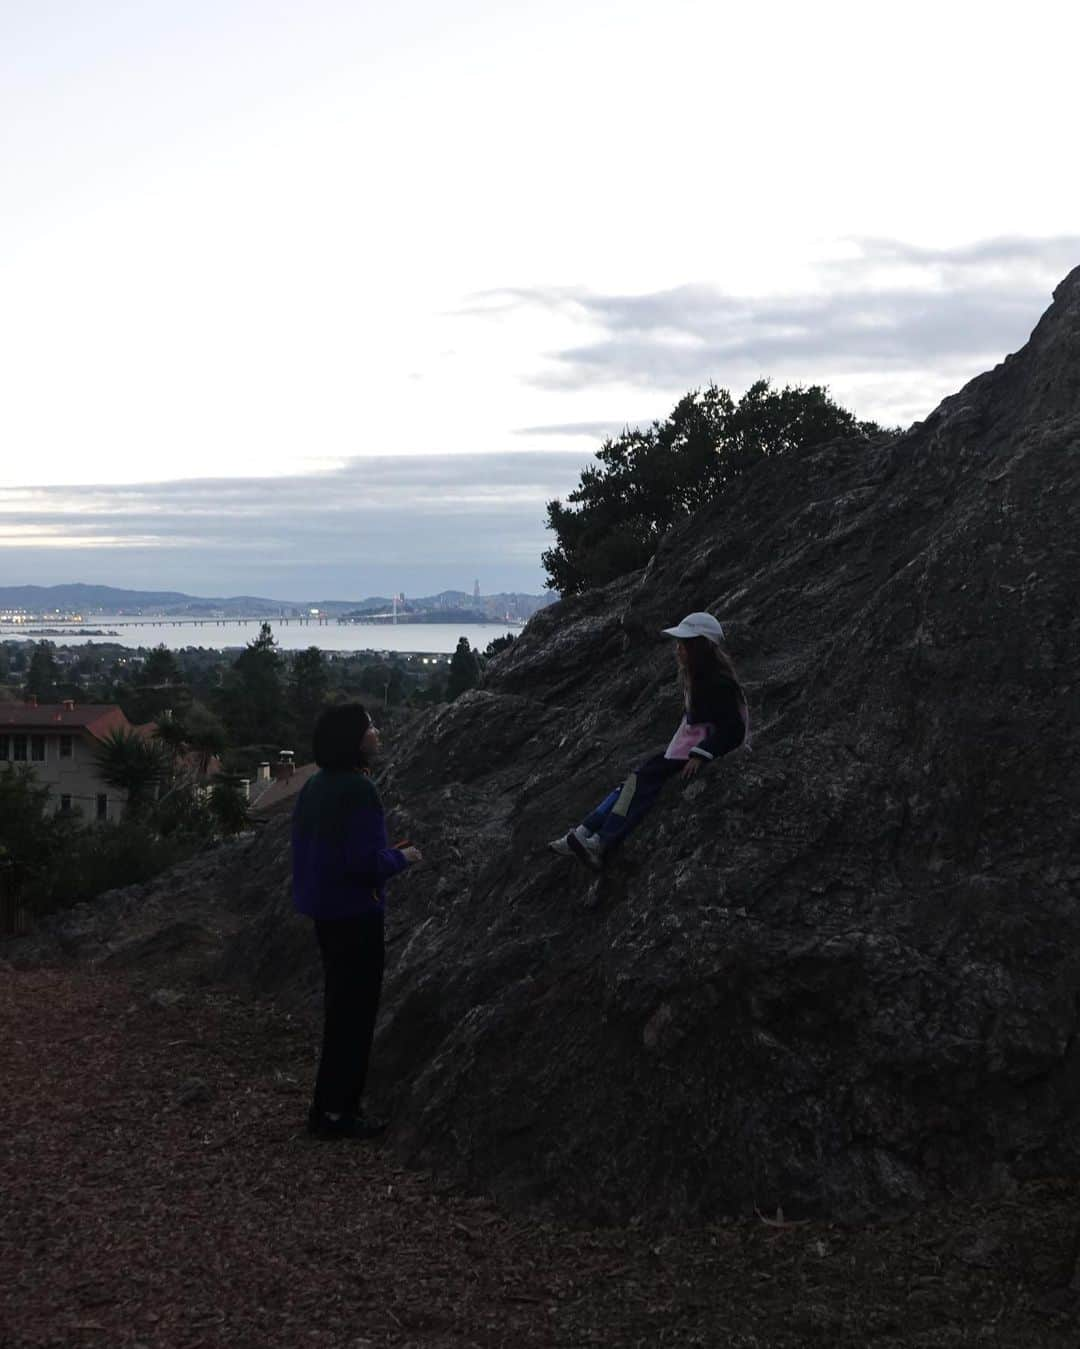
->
[548, 832, 574, 857]
[567, 826, 603, 871]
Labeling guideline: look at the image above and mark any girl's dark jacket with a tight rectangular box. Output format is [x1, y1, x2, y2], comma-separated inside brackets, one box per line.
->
[680, 672, 748, 761]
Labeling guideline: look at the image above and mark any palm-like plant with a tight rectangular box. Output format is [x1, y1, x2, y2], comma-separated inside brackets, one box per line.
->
[93, 729, 170, 816]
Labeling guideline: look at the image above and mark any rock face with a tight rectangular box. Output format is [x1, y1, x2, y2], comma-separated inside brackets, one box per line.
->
[13, 270, 1080, 1226]
[369, 268, 1080, 1223]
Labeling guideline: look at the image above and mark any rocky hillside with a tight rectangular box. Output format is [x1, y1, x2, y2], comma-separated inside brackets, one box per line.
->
[12, 268, 1080, 1227]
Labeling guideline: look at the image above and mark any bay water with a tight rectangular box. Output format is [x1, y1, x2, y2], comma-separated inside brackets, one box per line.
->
[0, 617, 520, 655]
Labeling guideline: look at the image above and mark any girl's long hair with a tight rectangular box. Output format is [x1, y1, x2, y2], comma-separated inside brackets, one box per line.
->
[680, 636, 745, 706]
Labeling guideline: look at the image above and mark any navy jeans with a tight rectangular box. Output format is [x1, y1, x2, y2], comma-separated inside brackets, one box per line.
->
[312, 909, 385, 1117]
[581, 753, 685, 850]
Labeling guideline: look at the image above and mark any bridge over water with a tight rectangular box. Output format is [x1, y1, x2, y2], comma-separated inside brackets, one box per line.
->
[4, 613, 405, 631]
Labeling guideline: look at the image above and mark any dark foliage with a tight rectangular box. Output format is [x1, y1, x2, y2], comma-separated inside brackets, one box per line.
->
[209, 772, 251, 836]
[288, 646, 329, 720]
[447, 637, 481, 701]
[24, 642, 59, 700]
[543, 379, 883, 594]
[142, 643, 181, 685]
[0, 765, 215, 917]
[484, 633, 518, 659]
[93, 728, 171, 816]
[216, 623, 285, 746]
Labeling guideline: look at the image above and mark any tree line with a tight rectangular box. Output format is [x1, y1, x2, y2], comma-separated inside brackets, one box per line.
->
[0, 626, 517, 923]
[3, 626, 517, 774]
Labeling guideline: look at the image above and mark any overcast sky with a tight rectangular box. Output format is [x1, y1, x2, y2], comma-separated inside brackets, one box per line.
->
[2, 0, 1078, 600]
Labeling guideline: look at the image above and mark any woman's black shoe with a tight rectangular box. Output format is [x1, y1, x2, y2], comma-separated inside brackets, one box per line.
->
[307, 1108, 387, 1140]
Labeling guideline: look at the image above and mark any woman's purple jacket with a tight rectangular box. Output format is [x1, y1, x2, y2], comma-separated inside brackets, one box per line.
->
[291, 769, 408, 919]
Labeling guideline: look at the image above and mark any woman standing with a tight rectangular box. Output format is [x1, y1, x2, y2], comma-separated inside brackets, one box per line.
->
[550, 612, 749, 869]
[292, 703, 421, 1139]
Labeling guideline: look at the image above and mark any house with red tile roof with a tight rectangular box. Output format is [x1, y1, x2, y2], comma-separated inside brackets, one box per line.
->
[0, 697, 155, 822]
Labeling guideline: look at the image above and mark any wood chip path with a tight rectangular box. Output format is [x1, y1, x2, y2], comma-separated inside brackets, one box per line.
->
[2, 969, 1078, 1348]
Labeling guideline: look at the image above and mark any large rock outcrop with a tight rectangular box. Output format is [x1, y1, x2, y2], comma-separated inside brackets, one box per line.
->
[14, 269, 1080, 1226]
[368, 267, 1080, 1223]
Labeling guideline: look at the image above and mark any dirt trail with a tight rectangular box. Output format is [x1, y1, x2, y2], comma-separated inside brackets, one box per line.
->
[2, 967, 1078, 1348]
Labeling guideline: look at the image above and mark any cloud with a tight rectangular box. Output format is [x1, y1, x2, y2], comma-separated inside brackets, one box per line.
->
[0, 452, 590, 598]
[472, 236, 1080, 400]
[11, 236, 1076, 596]
[515, 420, 645, 439]
[836, 236, 1080, 271]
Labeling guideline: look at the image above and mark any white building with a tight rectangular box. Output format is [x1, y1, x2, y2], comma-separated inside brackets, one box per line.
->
[0, 698, 152, 822]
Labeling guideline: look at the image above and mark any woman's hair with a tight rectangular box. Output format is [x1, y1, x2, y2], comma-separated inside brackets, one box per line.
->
[312, 702, 372, 771]
[680, 636, 745, 703]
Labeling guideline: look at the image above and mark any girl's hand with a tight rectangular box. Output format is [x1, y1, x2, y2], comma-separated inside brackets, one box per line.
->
[680, 758, 703, 779]
[401, 846, 423, 865]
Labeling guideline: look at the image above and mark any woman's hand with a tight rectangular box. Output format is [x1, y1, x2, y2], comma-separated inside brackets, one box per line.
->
[680, 757, 703, 780]
[401, 846, 423, 865]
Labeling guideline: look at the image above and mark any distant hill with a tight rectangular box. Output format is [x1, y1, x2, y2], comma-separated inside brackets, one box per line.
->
[0, 584, 283, 614]
[0, 583, 554, 621]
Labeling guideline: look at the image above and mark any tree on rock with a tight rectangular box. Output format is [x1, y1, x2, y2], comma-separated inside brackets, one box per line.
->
[447, 637, 481, 701]
[484, 633, 517, 659]
[542, 380, 883, 595]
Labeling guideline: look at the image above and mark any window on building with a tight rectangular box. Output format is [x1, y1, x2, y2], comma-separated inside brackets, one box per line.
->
[31, 735, 45, 762]
[59, 735, 73, 759]
[0, 735, 8, 760]
[60, 795, 72, 813]
[96, 794, 108, 821]
[12, 735, 27, 762]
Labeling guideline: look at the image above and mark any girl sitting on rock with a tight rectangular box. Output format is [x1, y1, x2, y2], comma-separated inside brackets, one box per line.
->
[549, 611, 749, 870]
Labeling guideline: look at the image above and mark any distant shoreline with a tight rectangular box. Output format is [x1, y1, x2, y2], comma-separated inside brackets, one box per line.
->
[1, 617, 525, 634]
[0, 628, 121, 638]
[0, 618, 520, 657]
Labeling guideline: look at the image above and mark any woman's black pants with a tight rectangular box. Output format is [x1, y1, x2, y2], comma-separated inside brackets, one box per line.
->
[312, 909, 385, 1118]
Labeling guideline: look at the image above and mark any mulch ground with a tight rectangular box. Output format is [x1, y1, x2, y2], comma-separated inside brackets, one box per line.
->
[2, 969, 1079, 1349]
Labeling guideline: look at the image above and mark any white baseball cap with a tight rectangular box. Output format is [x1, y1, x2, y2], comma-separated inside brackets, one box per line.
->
[661, 611, 725, 645]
